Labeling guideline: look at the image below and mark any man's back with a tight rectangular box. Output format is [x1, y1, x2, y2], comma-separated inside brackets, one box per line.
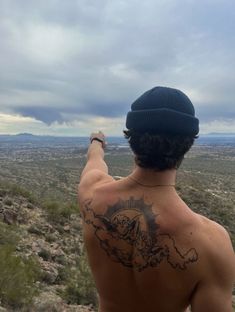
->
[80, 177, 235, 312]
[79, 88, 235, 311]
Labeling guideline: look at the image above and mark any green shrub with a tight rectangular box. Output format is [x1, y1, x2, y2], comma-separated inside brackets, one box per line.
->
[0, 221, 40, 308]
[45, 233, 57, 243]
[3, 198, 13, 206]
[56, 266, 71, 284]
[0, 182, 36, 204]
[58, 250, 98, 308]
[0, 245, 40, 308]
[28, 225, 43, 235]
[0, 221, 19, 246]
[60, 202, 80, 219]
[9, 185, 35, 203]
[38, 249, 51, 261]
[43, 201, 79, 224]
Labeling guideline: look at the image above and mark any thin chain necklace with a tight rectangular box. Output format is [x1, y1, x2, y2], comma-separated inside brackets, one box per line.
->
[128, 176, 175, 188]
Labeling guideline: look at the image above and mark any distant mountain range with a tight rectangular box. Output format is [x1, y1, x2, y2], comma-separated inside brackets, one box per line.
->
[0, 133, 235, 148]
[16, 133, 35, 136]
[1, 132, 235, 138]
[206, 132, 235, 136]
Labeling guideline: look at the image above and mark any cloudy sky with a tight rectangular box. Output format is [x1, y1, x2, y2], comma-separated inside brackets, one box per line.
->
[0, 0, 234, 136]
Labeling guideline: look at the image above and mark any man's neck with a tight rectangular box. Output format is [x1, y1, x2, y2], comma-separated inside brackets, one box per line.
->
[130, 166, 177, 187]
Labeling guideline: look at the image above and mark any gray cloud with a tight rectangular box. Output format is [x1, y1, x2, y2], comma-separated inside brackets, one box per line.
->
[16, 99, 127, 125]
[0, 0, 234, 126]
[196, 102, 235, 122]
[15, 106, 64, 125]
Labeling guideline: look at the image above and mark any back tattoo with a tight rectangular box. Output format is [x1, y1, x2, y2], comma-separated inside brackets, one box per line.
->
[82, 197, 198, 272]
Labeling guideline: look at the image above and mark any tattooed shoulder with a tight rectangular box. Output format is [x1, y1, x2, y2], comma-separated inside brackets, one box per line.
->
[81, 197, 199, 272]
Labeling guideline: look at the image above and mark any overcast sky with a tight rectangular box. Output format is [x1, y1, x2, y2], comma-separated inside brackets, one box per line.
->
[0, 0, 234, 136]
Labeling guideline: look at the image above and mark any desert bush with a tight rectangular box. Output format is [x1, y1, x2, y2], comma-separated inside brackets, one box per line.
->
[0, 245, 40, 308]
[56, 266, 71, 283]
[3, 198, 13, 206]
[45, 233, 57, 243]
[43, 201, 79, 224]
[27, 225, 43, 235]
[38, 248, 52, 261]
[0, 221, 40, 308]
[0, 182, 36, 203]
[0, 221, 19, 246]
[58, 250, 98, 308]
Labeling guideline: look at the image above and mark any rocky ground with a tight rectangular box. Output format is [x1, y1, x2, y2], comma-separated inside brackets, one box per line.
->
[0, 186, 96, 312]
[0, 172, 234, 311]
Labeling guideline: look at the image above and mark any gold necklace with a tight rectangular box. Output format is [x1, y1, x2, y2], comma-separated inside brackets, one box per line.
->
[128, 176, 175, 188]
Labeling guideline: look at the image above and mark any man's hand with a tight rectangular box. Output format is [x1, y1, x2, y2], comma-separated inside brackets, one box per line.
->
[90, 131, 106, 148]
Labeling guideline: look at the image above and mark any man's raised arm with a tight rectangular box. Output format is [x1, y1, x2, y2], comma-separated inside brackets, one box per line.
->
[78, 131, 114, 202]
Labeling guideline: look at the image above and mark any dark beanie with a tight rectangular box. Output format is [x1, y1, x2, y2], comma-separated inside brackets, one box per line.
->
[126, 86, 199, 136]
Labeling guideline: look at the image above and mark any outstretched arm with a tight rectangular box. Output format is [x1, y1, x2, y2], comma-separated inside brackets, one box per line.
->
[81, 131, 107, 177]
[78, 131, 114, 202]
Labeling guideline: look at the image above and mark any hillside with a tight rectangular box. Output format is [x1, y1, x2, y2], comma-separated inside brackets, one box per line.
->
[0, 185, 96, 311]
[0, 138, 234, 310]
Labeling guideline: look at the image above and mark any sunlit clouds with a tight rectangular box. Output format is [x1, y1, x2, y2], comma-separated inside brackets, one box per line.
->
[0, 0, 234, 135]
[0, 113, 125, 136]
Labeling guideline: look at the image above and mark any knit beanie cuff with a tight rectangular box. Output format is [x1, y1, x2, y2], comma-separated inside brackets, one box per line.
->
[126, 108, 199, 136]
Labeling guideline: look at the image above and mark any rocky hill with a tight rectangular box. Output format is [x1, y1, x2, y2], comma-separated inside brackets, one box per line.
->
[0, 185, 96, 312]
[0, 173, 234, 311]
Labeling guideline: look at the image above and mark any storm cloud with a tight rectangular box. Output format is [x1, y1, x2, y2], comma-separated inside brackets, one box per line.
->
[0, 0, 234, 133]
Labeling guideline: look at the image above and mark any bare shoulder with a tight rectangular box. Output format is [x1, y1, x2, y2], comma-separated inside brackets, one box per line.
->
[196, 214, 235, 276]
[78, 169, 115, 203]
[198, 214, 233, 248]
[78, 177, 117, 211]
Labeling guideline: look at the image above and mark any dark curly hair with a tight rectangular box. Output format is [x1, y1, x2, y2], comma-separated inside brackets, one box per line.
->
[124, 130, 196, 171]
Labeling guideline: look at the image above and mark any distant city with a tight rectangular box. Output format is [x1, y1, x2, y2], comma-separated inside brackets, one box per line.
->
[0, 132, 235, 147]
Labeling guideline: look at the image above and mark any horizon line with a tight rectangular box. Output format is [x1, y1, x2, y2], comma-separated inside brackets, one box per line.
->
[0, 132, 235, 137]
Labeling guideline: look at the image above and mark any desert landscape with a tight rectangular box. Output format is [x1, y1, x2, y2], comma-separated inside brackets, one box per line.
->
[0, 134, 234, 311]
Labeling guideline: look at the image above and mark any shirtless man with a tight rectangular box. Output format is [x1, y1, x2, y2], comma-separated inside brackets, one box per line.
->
[78, 86, 235, 312]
